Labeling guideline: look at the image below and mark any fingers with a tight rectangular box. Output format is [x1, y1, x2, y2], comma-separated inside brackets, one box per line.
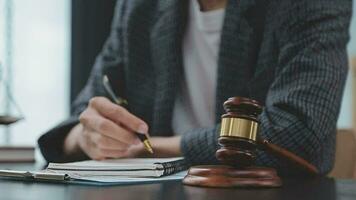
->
[90, 132, 129, 151]
[89, 97, 149, 134]
[88, 134, 143, 160]
[94, 149, 127, 160]
[79, 129, 132, 160]
[91, 148, 127, 161]
[79, 109, 140, 145]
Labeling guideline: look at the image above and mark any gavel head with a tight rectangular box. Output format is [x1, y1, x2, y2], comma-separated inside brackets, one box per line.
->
[216, 97, 262, 168]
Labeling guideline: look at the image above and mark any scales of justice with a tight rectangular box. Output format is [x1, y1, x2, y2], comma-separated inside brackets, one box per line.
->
[0, 63, 23, 127]
[183, 97, 319, 188]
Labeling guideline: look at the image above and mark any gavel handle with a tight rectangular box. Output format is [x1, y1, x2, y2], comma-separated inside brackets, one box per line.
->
[259, 140, 319, 175]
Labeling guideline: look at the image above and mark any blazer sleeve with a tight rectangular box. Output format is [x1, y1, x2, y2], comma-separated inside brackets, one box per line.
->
[181, 0, 351, 175]
[38, 1, 126, 162]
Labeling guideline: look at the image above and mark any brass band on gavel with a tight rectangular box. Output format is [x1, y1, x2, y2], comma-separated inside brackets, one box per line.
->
[220, 118, 259, 141]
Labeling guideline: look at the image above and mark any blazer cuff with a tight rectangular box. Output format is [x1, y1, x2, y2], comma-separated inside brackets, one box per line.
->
[38, 116, 81, 163]
[180, 125, 221, 166]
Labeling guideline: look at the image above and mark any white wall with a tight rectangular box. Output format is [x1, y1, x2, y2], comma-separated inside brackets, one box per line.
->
[338, 1, 356, 129]
[0, 0, 71, 146]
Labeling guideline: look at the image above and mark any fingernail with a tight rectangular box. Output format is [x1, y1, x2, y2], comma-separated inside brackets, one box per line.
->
[137, 124, 148, 134]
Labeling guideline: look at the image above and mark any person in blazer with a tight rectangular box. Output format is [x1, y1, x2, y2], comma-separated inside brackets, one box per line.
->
[38, 0, 352, 176]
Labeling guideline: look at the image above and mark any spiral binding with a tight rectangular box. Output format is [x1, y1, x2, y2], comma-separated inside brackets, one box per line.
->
[155, 159, 188, 176]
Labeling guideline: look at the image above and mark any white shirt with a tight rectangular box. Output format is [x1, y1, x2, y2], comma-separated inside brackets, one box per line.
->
[172, 0, 226, 134]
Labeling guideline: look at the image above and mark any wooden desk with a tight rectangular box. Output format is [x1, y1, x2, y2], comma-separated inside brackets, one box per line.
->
[0, 163, 355, 200]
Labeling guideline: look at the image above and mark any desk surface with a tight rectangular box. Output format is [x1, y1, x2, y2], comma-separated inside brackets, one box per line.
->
[0, 163, 355, 200]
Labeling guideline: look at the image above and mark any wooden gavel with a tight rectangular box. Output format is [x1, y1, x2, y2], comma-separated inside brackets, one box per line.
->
[216, 97, 318, 175]
[183, 97, 318, 188]
[183, 97, 319, 188]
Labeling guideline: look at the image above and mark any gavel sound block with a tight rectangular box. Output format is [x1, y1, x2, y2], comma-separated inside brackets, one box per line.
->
[183, 97, 318, 188]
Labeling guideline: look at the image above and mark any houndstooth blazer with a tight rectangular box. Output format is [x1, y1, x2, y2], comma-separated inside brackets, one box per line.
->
[38, 0, 352, 175]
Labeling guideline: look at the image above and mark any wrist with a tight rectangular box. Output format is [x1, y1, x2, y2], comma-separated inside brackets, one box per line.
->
[63, 124, 85, 159]
[148, 136, 182, 158]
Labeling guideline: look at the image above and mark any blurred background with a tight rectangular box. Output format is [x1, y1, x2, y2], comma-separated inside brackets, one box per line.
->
[0, 0, 115, 146]
[0, 0, 355, 176]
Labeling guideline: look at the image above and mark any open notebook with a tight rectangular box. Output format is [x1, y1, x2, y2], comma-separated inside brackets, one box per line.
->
[0, 157, 188, 186]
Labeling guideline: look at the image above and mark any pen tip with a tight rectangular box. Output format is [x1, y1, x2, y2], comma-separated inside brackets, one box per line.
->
[148, 148, 154, 154]
[143, 140, 154, 154]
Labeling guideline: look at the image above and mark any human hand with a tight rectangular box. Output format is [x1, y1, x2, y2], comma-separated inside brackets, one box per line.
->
[64, 97, 149, 160]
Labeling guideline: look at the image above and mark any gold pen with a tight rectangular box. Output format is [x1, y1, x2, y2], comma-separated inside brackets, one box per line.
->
[102, 75, 154, 154]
